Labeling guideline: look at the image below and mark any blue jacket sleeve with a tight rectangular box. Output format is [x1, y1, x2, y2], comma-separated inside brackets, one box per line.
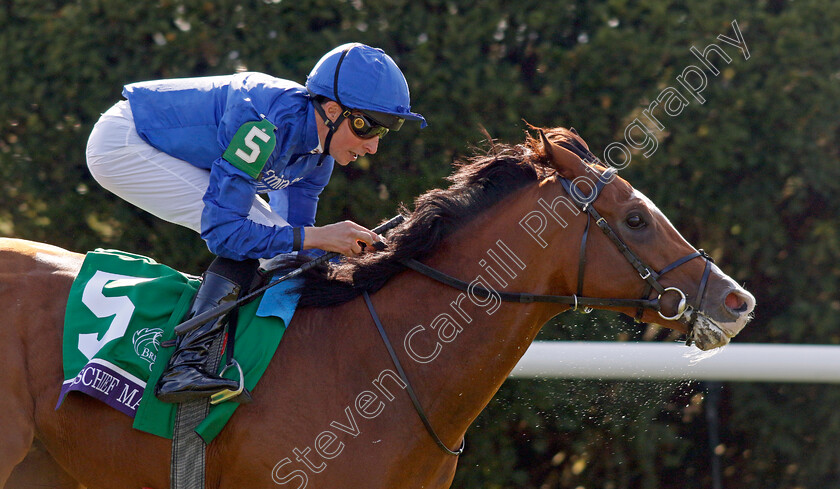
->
[201, 159, 298, 259]
[268, 158, 335, 227]
[198, 78, 301, 260]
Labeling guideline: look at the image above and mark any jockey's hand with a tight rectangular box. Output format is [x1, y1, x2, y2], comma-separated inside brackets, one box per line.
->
[303, 221, 384, 256]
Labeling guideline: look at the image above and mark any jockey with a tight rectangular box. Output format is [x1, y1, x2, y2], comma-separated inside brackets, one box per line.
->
[86, 43, 426, 403]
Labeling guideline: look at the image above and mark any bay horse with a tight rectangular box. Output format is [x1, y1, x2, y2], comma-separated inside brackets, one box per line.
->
[1, 127, 754, 489]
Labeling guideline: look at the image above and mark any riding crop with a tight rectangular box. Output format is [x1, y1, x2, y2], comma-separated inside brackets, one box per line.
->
[173, 214, 405, 335]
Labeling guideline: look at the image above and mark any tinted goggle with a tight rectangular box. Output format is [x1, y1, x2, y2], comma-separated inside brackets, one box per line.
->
[345, 111, 390, 139]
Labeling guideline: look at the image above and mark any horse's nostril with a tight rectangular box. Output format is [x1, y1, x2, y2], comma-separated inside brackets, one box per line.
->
[725, 292, 747, 313]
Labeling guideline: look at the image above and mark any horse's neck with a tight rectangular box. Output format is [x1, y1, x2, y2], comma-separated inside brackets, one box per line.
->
[369, 202, 573, 445]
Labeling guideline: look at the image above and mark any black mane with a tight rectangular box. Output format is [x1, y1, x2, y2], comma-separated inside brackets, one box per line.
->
[295, 131, 567, 308]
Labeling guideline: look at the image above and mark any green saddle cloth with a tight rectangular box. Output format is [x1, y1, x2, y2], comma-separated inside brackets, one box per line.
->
[58, 249, 290, 443]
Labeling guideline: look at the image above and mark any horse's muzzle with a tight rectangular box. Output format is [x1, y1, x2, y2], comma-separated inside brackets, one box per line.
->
[689, 284, 756, 350]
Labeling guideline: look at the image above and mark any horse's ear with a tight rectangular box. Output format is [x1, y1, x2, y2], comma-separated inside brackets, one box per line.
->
[540, 129, 584, 178]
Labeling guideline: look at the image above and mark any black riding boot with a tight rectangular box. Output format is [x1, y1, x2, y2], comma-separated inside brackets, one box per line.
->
[155, 271, 242, 403]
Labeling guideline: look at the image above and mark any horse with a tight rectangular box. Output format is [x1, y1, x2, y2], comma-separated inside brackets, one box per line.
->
[1, 127, 755, 489]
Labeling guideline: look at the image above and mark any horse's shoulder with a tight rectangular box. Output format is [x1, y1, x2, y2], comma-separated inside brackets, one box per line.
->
[0, 238, 83, 276]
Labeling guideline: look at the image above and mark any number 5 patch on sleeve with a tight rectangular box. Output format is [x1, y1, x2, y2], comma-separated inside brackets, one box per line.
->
[222, 119, 277, 179]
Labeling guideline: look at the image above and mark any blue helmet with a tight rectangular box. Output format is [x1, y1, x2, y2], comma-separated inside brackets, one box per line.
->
[306, 43, 427, 130]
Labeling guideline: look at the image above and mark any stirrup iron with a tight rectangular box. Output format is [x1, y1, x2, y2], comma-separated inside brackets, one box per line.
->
[210, 359, 246, 405]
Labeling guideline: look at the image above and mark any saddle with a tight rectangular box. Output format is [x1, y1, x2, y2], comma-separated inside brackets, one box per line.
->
[58, 248, 298, 442]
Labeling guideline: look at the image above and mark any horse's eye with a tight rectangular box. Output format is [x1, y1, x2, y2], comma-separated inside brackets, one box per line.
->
[626, 213, 646, 229]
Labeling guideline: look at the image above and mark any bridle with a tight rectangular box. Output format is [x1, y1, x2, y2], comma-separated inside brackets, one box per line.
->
[403, 165, 714, 333]
[557, 167, 714, 329]
[362, 159, 715, 457]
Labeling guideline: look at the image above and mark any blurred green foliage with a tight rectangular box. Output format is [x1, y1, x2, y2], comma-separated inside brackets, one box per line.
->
[2, 0, 839, 487]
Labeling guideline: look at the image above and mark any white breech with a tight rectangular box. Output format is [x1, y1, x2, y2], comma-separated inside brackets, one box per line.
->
[85, 100, 288, 233]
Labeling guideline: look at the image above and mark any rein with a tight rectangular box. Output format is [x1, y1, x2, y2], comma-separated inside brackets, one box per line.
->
[402, 167, 714, 334]
[362, 164, 714, 458]
[363, 291, 465, 456]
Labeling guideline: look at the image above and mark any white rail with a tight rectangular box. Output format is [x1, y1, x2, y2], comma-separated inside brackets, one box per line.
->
[510, 342, 840, 383]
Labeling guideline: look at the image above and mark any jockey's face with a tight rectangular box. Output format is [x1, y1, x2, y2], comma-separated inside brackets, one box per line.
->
[318, 101, 380, 166]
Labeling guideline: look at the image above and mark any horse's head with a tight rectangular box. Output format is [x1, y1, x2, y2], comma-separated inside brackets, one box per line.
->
[533, 127, 755, 350]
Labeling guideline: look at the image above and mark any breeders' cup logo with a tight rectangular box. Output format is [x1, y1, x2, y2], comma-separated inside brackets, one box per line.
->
[132, 328, 163, 371]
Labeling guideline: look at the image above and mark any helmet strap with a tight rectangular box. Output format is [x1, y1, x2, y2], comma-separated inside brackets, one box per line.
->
[311, 46, 354, 166]
[311, 99, 350, 166]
